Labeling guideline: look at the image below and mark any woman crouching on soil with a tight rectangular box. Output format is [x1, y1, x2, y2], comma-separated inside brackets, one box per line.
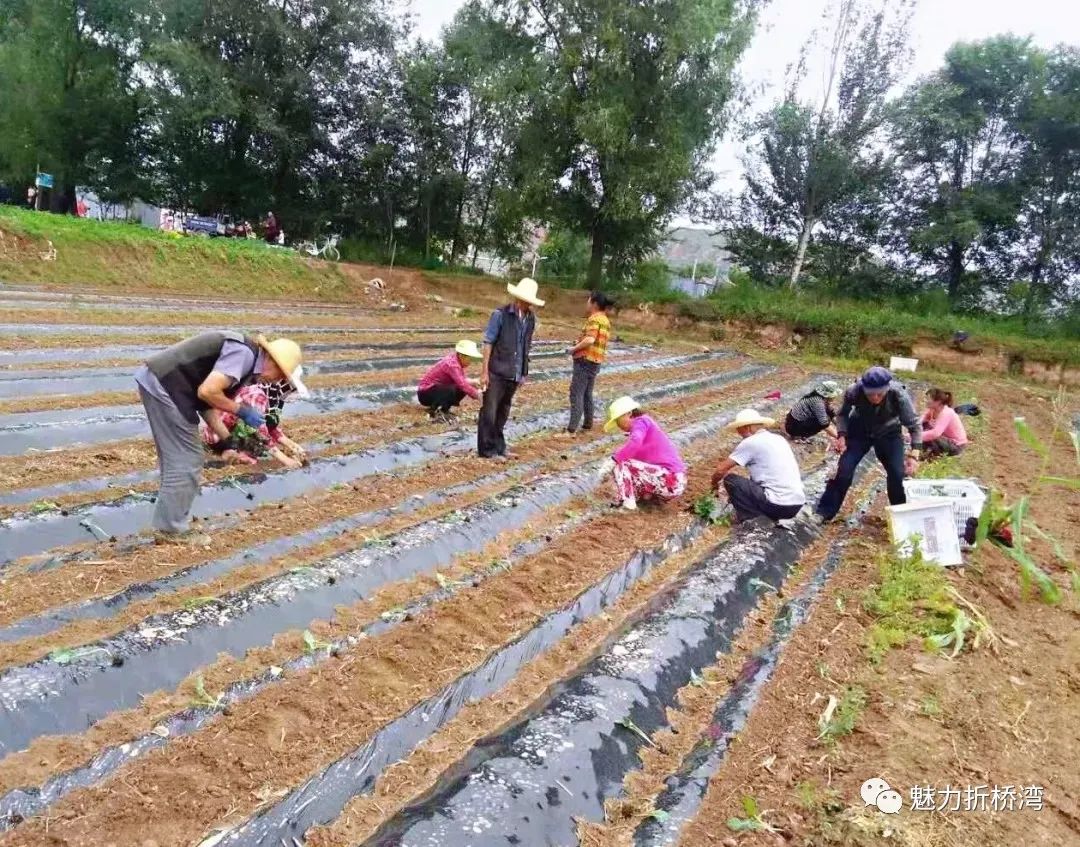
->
[783, 380, 841, 443]
[921, 387, 969, 459]
[596, 396, 687, 511]
[201, 379, 307, 468]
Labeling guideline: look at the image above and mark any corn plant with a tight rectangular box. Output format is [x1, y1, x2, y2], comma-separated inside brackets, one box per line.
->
[726, 796, 778, 833]
[975, 416, 1079, 604]
[192, 676, 224, 709]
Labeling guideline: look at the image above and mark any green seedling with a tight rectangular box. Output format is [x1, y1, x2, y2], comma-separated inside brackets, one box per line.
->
[31, 500, 60, 513]
[920, 695, 942, 717]
[689, 669, 706, 688]
[49, 646, 109, 665]
[192, 676, 224, 709]
[435, 572, 453, 589]
[691, 494, 720, 524]
[747, 578, 777, 595]
[616, 717, 658, 749]
[181, 596, 218, 611]
[926, 609, 974, 658]
[726, 795, 777, 833]
[289, 566, 317, 575]
[380, 607, 408, 624]
[302, 629, 333, 653]
[647, 809, 670, 823]
[819, 686, 866, 744]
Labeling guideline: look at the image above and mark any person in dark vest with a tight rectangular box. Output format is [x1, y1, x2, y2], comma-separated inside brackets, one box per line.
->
[478, 277, 544, 459]
[815, 366, 923, 522]
[134, 331, 309, 543]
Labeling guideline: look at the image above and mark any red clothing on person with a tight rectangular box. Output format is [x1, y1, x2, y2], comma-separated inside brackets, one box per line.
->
[613, 414, 686, 474]
[199, 383, 283, 449]
[418, 353, 480, 400]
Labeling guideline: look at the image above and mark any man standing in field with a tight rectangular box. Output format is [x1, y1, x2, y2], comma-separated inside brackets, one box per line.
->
[135, 331, 309, 543]
[478, 277, 545, 459]
[816, 366, 922, 521]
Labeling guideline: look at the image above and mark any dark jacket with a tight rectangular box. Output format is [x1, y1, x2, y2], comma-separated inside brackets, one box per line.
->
[487, 303, 536, 381]
[836, 381, 922, 447]
[146, 330, 260, 423]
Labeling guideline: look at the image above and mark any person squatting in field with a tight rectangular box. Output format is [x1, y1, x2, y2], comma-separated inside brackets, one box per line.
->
[135, 331, 309, 543]
[920, 387, 969, 459]
[783, 380, 842, 442]
[816, 366, 922, 522]
[596, 396, 687, 511]
[477, 277, 545, 460]
[200, 380, 307, 468]
[417, 339, 483, 422]
[713, 409, 806, 523]
[565, 290, 614, 434]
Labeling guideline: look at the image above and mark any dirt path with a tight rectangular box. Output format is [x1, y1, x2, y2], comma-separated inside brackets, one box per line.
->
[661, 379, 1079, 847]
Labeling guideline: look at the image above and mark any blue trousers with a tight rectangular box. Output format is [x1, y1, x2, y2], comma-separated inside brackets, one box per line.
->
[816, 429, 907, 520]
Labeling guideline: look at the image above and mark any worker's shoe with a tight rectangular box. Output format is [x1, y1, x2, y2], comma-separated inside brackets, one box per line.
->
[620, 498, 638, 511]
[154, 529, 212, 547]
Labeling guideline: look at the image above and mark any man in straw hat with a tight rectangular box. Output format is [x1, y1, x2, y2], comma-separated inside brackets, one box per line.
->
[417, 340, 483, 422]
[478, 277, 544, 459]
[815, 366, 922, 522]
[135, 331, 309, 543]
[712, 408, 805, 523]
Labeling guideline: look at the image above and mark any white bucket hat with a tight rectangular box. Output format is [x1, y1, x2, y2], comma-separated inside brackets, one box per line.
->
[506, 277, 545, 307]
[604, 396, 640, 432]
[455, 339, 482, 359]
[726, 408, 776, 431]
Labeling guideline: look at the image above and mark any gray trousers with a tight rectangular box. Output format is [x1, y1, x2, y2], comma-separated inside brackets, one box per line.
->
[568, 358, 601, 432]
[138, 385, 204, 533]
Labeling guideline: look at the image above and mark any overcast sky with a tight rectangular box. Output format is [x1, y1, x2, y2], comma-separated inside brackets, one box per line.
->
[406, 0, 1079, 208]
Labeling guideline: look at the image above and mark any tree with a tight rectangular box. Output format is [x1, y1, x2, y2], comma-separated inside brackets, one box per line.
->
[0, 0, 146, 211]
[728, 0, 912, 289]
[1006, 47, 1080, 320]
[888, 36, 1043, 305]
[493, 0, 759, 286]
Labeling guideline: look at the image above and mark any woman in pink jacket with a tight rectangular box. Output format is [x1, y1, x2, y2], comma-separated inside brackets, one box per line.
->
[417, 340, 483, 422]
[921, 388, 969, 458]
[596, 396, 687, 510]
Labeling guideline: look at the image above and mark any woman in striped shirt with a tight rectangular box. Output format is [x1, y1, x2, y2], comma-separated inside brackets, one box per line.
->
[566, 291, 613, 433]
[783, 380, 841, 441]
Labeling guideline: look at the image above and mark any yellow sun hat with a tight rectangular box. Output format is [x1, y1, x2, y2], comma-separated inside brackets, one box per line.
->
[604, 395, 641, 432]
[725, 408, 776, 430]
[259, 337, 310, 398]
[455, 339, 483, 359]
[506, 277, 545, 307]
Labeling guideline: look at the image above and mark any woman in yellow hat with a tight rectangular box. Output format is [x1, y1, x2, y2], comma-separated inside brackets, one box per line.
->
[596, 396, 687, 510]
[417, 340, 483, 422]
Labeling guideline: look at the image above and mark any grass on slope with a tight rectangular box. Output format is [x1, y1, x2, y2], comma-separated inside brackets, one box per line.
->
[0, 207, 352, 300]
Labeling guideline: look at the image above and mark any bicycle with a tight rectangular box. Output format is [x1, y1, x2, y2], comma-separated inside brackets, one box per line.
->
[299, 233, 341, 262]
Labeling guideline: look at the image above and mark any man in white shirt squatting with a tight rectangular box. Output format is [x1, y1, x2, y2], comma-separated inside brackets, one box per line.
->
[711, 409, 806, 524]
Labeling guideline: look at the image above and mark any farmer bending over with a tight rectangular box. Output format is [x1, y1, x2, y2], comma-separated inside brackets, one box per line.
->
[713, 409, 805, 523]
[596, 396, 687, 511]
[135, 332, 308, 544]
[417, 340, 482, 422]
[200, 379, 307, 468]
[815, 367, 922, 522]
[478, 277, 544, 460]
[921, 387, 968, 459]
[783, 380, 841, 442]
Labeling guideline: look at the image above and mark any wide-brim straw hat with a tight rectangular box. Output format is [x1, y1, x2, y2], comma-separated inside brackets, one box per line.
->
[506, 277, 545, 307]
[604, 395, 640, 432]
[725, 408, 776, 431]
[259, 337, 311, 398]
[455, 339, 482, 359]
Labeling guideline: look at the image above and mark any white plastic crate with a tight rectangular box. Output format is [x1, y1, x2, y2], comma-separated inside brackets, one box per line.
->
[903, 479, 987, 538]
[888, 501, 963, 566]
[890, 356, 919, 372]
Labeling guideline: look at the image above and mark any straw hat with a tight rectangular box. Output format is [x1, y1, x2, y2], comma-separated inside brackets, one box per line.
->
[455, 339, 482, 359]
[725, 408, 776, 431]
[259, 337, 310, 398]
[604, 395, 640, 432]
[506, 277, 545, 307]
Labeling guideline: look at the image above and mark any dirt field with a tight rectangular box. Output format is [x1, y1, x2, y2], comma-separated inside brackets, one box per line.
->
[0, 274, 1075, 847]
